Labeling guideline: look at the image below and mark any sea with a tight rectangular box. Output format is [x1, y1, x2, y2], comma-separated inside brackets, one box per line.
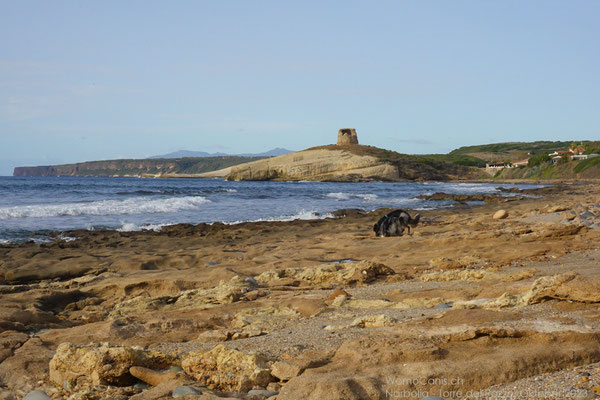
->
[0, 176, 543, 244]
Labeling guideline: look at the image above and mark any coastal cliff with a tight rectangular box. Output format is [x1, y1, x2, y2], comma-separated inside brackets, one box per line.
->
[13, 156, 265, 177]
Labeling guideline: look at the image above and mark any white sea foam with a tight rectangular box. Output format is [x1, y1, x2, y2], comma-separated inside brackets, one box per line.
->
[226, 209, 333, 224]
[117, 222, 171, 232]
[326, 192, 378, 201]
[0, 196, 211, 219]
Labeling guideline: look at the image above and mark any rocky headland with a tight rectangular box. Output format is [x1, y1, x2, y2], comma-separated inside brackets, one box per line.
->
[1, 183, 600, 399]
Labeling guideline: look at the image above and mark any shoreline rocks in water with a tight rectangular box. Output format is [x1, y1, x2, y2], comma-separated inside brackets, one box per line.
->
[416, 191, 525, 204]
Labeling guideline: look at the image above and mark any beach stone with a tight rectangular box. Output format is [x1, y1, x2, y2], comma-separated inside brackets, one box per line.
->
[197, 329, 231, 342]
[493, 209, 508, 220]
[172, 385, 203, 397]
[134, 381, 150, 390]
[130, 366, 181, 386]
[271, 351, 330, 382]
[271, 360, 306, 381]
[248, 389, 278, 397]
[23, 391, 51, 400]
[326, 289, 350, 301]
[244, 277, 259, 286]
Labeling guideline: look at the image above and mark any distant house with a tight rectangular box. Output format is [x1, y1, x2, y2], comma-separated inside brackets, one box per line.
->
[571, 154, 600, 161]
[569, 146, 586, 155]
[485, 162, 514, 175]
[548, 150, 573, 157]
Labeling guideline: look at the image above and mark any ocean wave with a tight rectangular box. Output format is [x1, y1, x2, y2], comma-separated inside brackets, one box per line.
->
[326, 192, 378, 201]
[0, 196, 211, 219]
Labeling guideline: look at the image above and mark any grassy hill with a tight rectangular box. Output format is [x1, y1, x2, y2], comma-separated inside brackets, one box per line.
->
[308, 145, 486, 180]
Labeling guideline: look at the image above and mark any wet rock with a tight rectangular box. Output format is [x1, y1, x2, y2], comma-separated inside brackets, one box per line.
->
[493, 209, 509, 220]
[49, 342, 176, 389]
[330, 208, 367, 218]
[23, 391, 51, 400]
[181, 344, 272, 392]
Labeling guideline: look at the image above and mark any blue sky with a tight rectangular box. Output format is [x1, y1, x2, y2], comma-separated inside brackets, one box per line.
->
[1, 1, 599, 175]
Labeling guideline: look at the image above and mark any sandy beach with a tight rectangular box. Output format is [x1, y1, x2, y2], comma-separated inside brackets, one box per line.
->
[1, 182, 600, 399]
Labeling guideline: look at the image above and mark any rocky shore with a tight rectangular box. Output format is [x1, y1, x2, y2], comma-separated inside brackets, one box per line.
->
[2, 182, 600, 399]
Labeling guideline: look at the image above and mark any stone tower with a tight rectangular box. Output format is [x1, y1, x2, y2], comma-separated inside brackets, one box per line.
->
[337, 128, 359, 145]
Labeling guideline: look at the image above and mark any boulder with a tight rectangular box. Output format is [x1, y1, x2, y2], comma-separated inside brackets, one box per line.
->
[181, 344, 272, 392]
[49, 342, 176, 390]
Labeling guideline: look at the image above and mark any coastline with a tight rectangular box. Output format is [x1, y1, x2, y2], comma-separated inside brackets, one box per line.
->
[1, 181, 600, 399]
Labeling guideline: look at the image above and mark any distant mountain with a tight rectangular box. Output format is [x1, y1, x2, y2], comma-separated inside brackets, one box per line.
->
[149, 148, 293, 159]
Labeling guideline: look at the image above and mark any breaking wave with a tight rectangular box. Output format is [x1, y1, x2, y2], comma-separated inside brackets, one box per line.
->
[0, 196, 211, 219]
[326, 192, 378, 201]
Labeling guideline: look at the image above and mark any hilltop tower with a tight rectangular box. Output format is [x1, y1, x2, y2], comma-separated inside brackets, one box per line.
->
[337, 128, 359, 145]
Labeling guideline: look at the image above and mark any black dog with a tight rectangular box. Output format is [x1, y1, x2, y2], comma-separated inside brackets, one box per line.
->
[373, 209, 420, 237]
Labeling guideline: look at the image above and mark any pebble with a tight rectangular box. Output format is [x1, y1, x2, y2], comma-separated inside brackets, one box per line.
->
[248, 389, 278, 397]
[493, 209, 508, 220]
[580, 212, 595, 219]
[433, 303, 452, 310]
[23, 391, 51, 400]
[172, 385, 203, 397]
